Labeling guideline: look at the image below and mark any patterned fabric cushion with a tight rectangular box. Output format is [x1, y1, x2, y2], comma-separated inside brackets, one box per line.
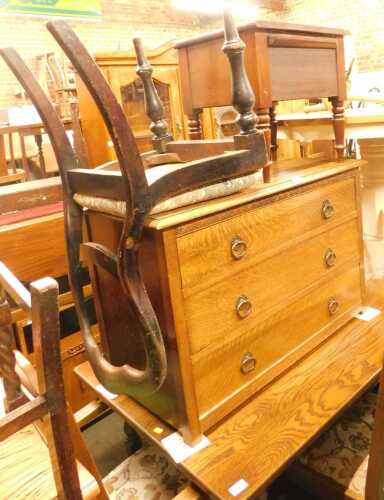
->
[104, 443, 268, 500]
[74, 162, 261, 217]
[104, 444, 188, 500]
[298, 391, 377, 497]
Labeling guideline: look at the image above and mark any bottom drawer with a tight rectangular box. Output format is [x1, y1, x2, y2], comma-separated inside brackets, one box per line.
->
[192, 265, 363, 428]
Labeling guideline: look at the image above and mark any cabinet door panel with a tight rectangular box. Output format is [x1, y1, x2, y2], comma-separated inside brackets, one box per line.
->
[109, 67, 185, 151]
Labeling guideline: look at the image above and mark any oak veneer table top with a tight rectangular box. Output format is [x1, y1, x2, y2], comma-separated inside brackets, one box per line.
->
[76, 277, 384, 500]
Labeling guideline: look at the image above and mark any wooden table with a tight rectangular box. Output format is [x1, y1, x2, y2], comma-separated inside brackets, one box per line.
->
[75, 158, 384, 499]
[0, 118, 72, 181]
[276, 108, 384, 143]
[175, 21, 347, 162]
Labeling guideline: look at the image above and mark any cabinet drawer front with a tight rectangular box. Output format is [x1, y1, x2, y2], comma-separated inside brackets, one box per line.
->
[178, 177, 356, 292]
[185, 219, 360, 354]
[193, 265, 362, 423]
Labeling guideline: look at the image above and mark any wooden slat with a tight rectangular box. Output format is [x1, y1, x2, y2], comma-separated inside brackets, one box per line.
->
[0, 177, 62, 214]
[0, 396, 47, 441]
[0, 261, 31, 311]
[68, 169, 126, 200]
[76, 279, 384, 499]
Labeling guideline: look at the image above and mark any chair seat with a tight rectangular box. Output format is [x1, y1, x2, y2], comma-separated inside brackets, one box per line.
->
[0, 424, 97, 499]
[74, 162, 261, 217]
[295, 391, 377, 498]
[104, 444, 188, 499]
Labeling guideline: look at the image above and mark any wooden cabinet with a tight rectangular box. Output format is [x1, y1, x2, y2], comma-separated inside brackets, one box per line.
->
[76, 42, 217, 167]
[81, 159, 365, 443]
[175, 21, 347, 161]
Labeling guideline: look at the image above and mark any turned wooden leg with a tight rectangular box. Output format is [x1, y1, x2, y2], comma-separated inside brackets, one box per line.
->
[0, 299, 25, 412]
[270, 103, 278, 162]
[330, 97, 345, 160]
[256, 107, 272, 182]
[187, 109, 203, 140]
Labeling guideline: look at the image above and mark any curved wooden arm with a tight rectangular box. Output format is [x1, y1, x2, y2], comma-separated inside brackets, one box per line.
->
[133, 37, 172, 153]
[0, 47, 167, 395]
[222, 10, 258, 135]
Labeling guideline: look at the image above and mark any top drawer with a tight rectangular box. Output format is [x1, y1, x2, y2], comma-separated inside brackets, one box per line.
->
[177, 176, 357, 292]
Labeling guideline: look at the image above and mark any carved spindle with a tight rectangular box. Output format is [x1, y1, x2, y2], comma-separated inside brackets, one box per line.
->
[270, 102, 278, 161]
[330, 97, 345, 160]
[133, 37, 172, 153]
[187, 110, 203, 140]
[222, 9, 257, 135]
[0, 298, 24, 412]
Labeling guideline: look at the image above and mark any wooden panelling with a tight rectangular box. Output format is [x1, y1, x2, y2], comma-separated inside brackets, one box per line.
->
[177, 176, 356, 292]
[0, 213, 66, 282]
[193, 265, 362, 424]
[269, 47, 338, 100]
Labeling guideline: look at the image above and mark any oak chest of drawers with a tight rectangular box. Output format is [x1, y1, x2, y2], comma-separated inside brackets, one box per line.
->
[87, 160, 365, 445]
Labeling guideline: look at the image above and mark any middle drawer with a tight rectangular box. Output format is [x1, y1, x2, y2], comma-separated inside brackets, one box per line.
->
[184, 218, 361, 354]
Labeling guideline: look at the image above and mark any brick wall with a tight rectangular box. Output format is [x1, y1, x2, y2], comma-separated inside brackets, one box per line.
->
[257, 0, 384, 75]
[1, 0, 381, 108]
[0, 0, 216, 108]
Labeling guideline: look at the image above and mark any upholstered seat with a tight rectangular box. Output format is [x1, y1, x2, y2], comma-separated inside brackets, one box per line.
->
[293, 391, 377, 499]
[74, 162, 261, 217]
[104, 444, 188, 499]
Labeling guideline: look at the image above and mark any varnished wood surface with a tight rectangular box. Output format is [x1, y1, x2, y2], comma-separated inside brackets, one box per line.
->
[76, 278, 384, 499]
[184, 220, 361, 347]
[177, 174, 356, 292]
[193, 265, 362, 425]
[174, 21, 347, 49]
[0, 212, 67, 282]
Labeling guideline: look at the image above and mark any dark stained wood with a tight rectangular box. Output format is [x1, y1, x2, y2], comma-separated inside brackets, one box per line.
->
[166, 139, 234, 161]
[222, 10, 257, 135]
[0, 299, 25, 411]
[133, 36, 173, 153]
[30, 276, 83, 498]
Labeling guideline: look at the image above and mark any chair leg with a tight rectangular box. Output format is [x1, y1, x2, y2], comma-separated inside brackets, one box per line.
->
[67, 404, 108, 499]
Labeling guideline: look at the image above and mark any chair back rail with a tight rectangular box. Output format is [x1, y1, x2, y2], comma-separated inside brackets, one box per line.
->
[0, 45, 168, 396]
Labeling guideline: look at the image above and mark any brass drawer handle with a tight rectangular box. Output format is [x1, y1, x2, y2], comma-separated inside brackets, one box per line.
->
[231, 236, 247, 260]
[322, 199, 335, 219]
[328, 297, 339, 315]
[324, 248, 337, 268]
[240, 352, 257, 374]
[236, 295, 252, 319]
